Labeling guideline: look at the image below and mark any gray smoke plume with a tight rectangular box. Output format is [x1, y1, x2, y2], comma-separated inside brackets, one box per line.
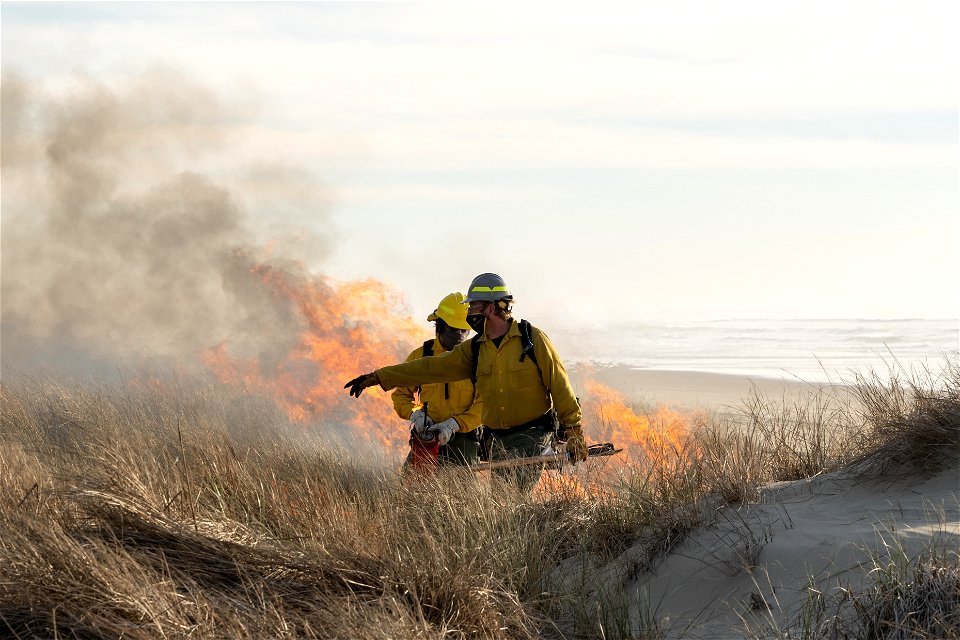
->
[1, 69, 326, 377]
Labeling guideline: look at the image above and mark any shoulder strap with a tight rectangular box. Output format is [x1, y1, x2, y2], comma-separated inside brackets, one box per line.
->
[469, 334, 482, 383]
[517, 319, 538, 366]
[520, 319, 550, 392]
[416, 340, 432, 397]
[418, 339, 449, 398]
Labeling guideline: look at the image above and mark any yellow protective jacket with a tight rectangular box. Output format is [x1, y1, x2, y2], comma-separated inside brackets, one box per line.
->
[377, 319, 581, 431]
[391, 338, 482, 433]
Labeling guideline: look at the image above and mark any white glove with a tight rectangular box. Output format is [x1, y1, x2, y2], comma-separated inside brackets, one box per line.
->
[429, 418, 459, 446]
[409, 409, 434, 437]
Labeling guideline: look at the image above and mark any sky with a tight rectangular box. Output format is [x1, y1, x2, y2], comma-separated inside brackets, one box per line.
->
[2, 1, 958, 328]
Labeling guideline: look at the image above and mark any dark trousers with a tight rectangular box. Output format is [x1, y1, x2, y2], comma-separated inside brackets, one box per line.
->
[488, 423, 555, 493]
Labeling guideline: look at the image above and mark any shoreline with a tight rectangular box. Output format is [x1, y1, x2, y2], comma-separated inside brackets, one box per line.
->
[569, 365, 842, 411]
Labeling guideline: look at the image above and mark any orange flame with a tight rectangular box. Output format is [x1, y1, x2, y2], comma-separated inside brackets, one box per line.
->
[580, 378, 693, 465]
[201, 260, 423, 453]
[531, 377, 698, 497]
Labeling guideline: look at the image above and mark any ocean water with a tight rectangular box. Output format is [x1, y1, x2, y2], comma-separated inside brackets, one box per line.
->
[553, 319, 959, 383]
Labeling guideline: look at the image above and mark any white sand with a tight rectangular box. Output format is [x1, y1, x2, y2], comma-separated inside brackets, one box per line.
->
[555, 368, 959, 638]
[620, 463, 960, 638]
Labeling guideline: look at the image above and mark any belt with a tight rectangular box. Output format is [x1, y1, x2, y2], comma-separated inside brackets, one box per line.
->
[488, 410, 556, 438]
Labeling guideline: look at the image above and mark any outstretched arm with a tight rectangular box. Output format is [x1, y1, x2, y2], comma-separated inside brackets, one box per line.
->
[391, 348, 423, 419]
[344, 340, 475, 398]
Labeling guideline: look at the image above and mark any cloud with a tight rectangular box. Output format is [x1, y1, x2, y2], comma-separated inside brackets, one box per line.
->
[3, 4, 956, 326]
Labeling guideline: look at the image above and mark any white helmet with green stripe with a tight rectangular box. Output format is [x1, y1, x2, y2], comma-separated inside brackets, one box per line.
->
[463, 273, 512, 303]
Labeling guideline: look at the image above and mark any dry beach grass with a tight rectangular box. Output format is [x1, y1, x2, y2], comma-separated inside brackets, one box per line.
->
[1, 354, 957, 639]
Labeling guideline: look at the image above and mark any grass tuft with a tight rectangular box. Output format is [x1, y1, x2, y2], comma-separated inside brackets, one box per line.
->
[851, 356, 960, 475]
[2, 352, 957, 638]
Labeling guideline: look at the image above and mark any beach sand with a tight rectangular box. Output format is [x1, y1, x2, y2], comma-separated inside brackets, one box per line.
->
[616, 463, 958, 638]
[555, 366, 959, 638]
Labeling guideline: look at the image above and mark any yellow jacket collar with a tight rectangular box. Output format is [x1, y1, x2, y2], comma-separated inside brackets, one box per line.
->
[474, 318, 517, 343]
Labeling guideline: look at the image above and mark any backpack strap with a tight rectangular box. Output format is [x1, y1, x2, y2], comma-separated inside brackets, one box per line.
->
[519, 319, 548, 392]
[518, 320, 560, 436]
[419, 338, 448, 399]
[469, 334, 482, 384]
[517, 319, 538, 367]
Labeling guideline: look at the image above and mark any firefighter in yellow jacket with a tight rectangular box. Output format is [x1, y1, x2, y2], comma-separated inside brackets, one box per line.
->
[394, 292, 482, 466]
[346, 273, 587, 492]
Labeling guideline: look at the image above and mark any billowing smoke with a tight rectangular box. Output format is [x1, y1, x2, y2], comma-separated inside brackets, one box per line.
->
[1, 69, 325, 377]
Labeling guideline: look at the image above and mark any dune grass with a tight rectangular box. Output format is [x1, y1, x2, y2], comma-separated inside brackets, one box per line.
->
[753, 518, 960, 640]
[1, 353, 957, 639]
[845, 528, 960, 640]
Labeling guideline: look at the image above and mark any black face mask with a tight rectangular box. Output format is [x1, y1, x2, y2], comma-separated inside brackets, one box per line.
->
[438, 323, 469, 350]
[466, 313, 486, 334]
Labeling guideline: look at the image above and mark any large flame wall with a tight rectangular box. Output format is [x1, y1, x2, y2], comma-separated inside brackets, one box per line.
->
[202, 262, 424, 453]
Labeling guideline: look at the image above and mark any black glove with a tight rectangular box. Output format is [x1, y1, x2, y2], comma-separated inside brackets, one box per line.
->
[344, 372, 380, 398]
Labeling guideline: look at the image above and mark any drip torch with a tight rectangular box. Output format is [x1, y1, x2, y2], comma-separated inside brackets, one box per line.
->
[409, 401, 440, 472]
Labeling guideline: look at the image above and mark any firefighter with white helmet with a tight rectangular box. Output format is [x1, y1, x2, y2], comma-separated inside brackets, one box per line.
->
[346, 273, 587, 492]
[392, 292, 482, 466]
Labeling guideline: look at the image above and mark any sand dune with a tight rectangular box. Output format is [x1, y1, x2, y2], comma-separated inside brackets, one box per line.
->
[555, 366, 959, 637]
[553, 459, 959, 638]
[619, 463, 959, 638]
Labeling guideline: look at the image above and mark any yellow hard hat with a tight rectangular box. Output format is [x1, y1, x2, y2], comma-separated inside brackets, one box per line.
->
[427, 292, 470, 330]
